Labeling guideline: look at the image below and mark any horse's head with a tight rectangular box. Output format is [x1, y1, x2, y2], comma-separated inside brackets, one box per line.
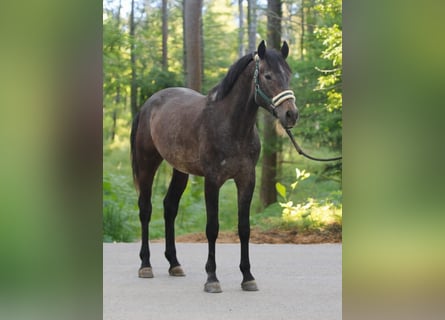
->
[254, 40, 299, 129]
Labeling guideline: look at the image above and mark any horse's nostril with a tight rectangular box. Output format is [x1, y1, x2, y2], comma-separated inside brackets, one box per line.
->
[286, 110, 293, 119]
[286, 109, 298, 121]
[283, 109, 299, 128]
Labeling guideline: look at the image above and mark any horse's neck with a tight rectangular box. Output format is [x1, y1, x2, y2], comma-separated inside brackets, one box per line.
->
[222, 71, 258, 136]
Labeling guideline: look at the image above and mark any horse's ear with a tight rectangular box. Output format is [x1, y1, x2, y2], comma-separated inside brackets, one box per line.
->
[281, 41, 289, 59]
[257, 40, 266, 59]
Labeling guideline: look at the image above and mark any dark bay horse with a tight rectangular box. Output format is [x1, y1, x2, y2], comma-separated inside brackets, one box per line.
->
[130, 40, 298, 293]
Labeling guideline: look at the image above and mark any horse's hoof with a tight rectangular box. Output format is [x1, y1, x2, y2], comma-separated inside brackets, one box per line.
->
[204, 281, 222, 293]
[241, 280, 258, 291]
[169, 265, 185, 277]
[138, 267, 153, 278]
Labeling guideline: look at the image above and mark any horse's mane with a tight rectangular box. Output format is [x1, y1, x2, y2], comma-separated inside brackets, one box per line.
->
[208, 53, 254, 102]
[208, 49, 291, 102]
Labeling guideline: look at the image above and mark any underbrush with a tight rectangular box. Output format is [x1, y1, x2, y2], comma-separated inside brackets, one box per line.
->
[103, 136, 342, 242]
[252, 168, 342, 234]
[103, 172, 139, 242]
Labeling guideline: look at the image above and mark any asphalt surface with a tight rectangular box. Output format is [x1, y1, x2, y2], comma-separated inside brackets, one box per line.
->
[103, 242, 342, 320]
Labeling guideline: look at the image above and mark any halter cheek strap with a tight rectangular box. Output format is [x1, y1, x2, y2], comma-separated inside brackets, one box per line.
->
[253, 54, 295, 117]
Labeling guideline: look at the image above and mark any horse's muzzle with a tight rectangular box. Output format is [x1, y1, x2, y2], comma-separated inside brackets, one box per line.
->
[279, 101, 298, 129]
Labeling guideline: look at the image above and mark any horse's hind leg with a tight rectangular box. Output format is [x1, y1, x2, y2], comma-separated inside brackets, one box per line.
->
[163, 169, 189, 276]
[137, 158, 162, 278]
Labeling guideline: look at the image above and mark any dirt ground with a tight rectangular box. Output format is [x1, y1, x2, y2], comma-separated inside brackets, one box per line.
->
[173, 223, 342, 244]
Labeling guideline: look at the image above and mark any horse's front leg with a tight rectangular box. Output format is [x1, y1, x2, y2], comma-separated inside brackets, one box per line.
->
[203, 178, 222, 293]
[235, 171, 258, 291]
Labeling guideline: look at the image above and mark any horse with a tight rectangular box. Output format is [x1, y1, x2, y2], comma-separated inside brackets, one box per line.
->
[130, 40, 298, 293]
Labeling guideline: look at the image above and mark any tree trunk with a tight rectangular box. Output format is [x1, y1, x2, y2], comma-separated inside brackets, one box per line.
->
[130, 0, 138, 119]
[307, 0, 315, 35]
[162, 0, 168, 71]
[300, 0, 305, 60]
[247, 0, 257, 53]
[111, 0, 122, 141]
[238, 0, 244, 57]
[111, 109, 117, 141]
[267, 0, 282, 49]
[260, 0, 282, 208]
[184, 0, 203, 92]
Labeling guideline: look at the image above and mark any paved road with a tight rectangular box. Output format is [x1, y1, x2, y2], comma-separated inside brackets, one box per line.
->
[103, 242, 342, 320]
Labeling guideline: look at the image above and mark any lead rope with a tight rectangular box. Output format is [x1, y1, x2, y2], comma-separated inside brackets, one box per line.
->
[285, 128, 342, 162]
[253, 53, 342, 162]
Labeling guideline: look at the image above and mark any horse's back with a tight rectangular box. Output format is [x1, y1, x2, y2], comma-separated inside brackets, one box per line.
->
[139, 87, 207, 175]
[140, 87, 202, 113]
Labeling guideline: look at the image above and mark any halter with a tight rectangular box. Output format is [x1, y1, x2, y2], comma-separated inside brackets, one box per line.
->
[253, 54, 296, 117]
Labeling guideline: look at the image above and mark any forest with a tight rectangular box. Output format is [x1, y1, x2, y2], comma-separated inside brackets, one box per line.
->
[103, 0, 342, 242]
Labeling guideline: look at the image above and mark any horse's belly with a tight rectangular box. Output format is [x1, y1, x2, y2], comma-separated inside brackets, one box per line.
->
[161, 148, 204, 176]
[150, 110, 204, 176]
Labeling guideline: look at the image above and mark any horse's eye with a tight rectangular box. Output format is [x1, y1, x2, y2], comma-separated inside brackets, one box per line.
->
[265, 74, 272, 80]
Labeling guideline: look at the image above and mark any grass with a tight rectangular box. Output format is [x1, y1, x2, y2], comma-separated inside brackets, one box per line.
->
[103, 123, 342, 242]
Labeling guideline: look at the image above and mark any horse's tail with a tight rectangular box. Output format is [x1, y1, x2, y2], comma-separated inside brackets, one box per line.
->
[130, 111, 140, 192]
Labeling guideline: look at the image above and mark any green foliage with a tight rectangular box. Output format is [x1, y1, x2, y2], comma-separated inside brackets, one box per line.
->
[288, 61, 342, 156]
[202, 0, 239, 93]
[138, 66, 183, 103]
[286, 0, 342, 156]
[279, 198, 342, 231]
[315, 21, 342, 113]
[275, 167, 342, 232]
[276, 168, 310, 200]
[103, 172, 139, 242]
